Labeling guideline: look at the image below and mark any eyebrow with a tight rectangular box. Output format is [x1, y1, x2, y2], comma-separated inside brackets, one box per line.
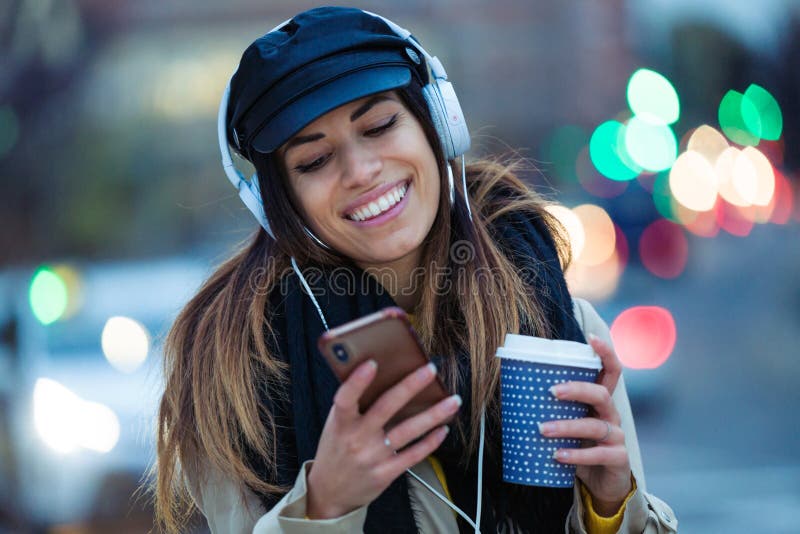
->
[282, 95, 394, 154]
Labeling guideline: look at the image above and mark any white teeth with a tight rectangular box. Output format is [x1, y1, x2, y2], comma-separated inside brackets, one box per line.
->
[347, 181, 409, 221]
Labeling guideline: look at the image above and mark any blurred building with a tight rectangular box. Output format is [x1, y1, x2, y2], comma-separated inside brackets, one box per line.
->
[1, 0, 636, 264]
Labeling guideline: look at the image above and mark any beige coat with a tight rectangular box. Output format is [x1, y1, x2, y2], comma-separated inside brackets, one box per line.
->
[187, 298, 678, 533]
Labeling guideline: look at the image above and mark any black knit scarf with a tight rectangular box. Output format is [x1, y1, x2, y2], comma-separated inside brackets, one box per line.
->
[249, 208, 585, 533]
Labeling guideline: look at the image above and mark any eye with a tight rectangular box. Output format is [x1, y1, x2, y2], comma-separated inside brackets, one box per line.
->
[294, 153, 331, 174]
[364, 114, 398, 137]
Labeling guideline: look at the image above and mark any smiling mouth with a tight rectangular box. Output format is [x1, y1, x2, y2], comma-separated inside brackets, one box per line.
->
[344, 179, 411, 222]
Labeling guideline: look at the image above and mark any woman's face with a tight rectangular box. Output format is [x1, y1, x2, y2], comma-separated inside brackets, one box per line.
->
[278, 91, 441, 269]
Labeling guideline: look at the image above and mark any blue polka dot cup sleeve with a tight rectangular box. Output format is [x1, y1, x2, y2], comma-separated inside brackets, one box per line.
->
[496, 334, 602, 488]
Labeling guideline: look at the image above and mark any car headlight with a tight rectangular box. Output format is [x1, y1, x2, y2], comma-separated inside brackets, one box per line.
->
[33, 378, 120, 454]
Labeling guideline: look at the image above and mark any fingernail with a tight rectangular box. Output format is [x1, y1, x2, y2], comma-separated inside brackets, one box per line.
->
[537, 421, 554, 435]
[358, 359, 377, 377]
[447, 394, 463, 409]
[552, 449, 568, 461]
[441, 425, 450, 437]
[588, 333, 598, 343]
[417, 362, 436, 381]
[549, 384, 568, 398]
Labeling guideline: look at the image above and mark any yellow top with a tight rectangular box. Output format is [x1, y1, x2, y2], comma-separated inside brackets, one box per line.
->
[408, 312, 634, 532]
[579, 475, 637, 532]
[427, 455, 454, 501]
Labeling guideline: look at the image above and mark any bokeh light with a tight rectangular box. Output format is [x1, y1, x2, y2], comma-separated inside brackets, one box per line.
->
[743, 84, 782, 141]
[769, 170, 794, 225]
[0, 105, 20, 158]
[626, 68, 680, 125]
[639, 219, 689, 279]
[716, 200, 755, 237]
[76, 401, 121, 453]
[565, 250, 623, 302]
[572, 204, 616, 266]
[101, 316, 151, 373]
[624, 116, 678, 172]
[652, 172, 682, 224]
[610, 306, 676, 369]
[687, 125, 728, 164]
[739, 147, 775, 207]
[718, 90, 760, 146]
[33, 378, 120, 454]
[29, 267, 69, 325]
[589, 120, 642, 181]
[759, 138, 785, 167]
[576, 146, 629, 198]
[669, 151, 718, 212]
[679, 205, 720, 238]
[51, 264, 84, 320]
[545, 205, 585, 262]
[715, 147, 752, 207]
[565, 224, 627, 302]
[543, 125, 587, 183]
[34, 378, 82, 454]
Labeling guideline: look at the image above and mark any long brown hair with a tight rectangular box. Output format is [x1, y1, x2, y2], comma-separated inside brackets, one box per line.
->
[153, 83, 571, 533]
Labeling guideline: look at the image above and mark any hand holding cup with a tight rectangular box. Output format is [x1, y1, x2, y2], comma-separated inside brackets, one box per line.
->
[544, 334, 633, 514]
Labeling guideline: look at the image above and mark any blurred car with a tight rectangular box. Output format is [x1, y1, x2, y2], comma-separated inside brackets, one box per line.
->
[0, 258, 208, 528]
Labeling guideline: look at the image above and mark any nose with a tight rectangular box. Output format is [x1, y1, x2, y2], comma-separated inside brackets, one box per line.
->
[340, 141, 382, 189]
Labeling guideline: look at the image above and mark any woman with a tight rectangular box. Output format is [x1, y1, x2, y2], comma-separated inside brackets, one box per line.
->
[155, 6, 677, 534]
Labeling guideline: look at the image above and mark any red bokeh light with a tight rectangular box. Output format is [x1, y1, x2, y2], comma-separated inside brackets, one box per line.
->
[610, 306, 676, 369]
[715, 199, 755, 237]
[614, 223, 629, 267]
[758, 138, 784, 167]
[769, 169, 794, 225]
[639, 219, 689, 279]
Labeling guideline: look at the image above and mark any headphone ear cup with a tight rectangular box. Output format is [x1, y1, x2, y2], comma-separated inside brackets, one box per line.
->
[422, 80, 470, 161]
[238, 175, 276, 239]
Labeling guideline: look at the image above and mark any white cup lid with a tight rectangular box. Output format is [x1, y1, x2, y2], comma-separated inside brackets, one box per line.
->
[495, 333, 601, 369]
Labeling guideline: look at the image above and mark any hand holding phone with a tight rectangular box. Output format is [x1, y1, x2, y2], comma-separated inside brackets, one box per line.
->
[307, 307, 462, 519]
[318, 306, 451, 430]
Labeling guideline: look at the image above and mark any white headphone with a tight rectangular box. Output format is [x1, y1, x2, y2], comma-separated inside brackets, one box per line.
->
[218, 10, 473, 243]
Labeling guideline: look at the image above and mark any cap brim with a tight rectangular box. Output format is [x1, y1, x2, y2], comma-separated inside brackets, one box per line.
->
[250, 66, 412, 154]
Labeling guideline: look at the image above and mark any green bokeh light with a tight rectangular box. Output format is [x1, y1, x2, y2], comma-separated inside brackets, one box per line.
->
[652, 172, 681, 223]
[589, 121, 642, 181]
[29, 267, 68, 325]
[744, 84, 782, 141]
[624, 117, 677, 172]
[542, 125, 587, 183]
[0, 106, 20, 158]
[627, 69, 680, 125]
[718, 90, 761, 146]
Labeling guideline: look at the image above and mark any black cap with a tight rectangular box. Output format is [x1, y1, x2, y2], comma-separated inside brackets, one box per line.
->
[227, 6, 427, 157]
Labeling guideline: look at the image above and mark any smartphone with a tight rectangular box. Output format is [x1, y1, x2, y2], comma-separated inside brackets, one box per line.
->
[318, 306, 451, 430]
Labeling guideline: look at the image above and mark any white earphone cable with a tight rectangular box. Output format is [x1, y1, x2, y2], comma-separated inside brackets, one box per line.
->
[405, 403, 485, 534]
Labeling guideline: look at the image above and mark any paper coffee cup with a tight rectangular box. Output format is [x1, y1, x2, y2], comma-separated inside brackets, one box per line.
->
[496, 334, 602, 488]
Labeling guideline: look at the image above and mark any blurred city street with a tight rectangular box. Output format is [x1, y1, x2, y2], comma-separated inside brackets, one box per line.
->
[619, 225, 800, 533]
[2, 0, 799, 532]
